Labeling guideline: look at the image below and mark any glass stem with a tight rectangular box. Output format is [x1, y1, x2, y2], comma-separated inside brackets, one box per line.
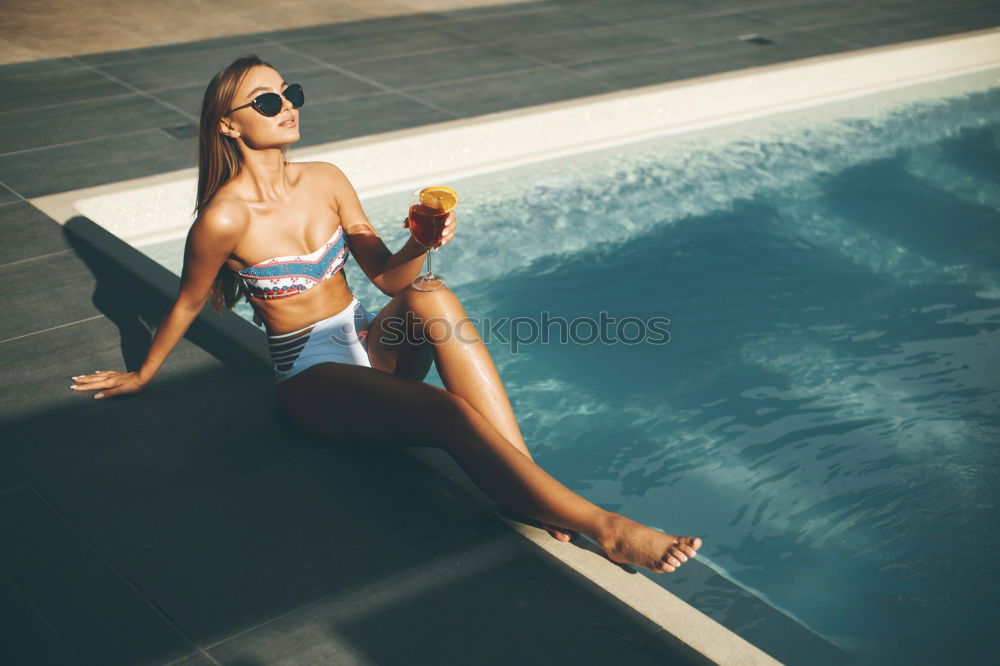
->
[426, 246, 433, 275]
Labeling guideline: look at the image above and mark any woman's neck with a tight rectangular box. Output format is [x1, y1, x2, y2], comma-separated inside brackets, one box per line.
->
[235, 151, 292, 203]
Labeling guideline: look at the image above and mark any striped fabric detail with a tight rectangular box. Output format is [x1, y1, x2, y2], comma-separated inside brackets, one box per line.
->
[267, 324, 315, 372]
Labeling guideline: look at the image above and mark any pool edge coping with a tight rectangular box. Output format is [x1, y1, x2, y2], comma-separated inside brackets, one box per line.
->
[28, 26, 1000, 666]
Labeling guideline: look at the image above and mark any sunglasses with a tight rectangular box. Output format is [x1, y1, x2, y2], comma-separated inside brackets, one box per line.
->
[226, 83, 304, 117]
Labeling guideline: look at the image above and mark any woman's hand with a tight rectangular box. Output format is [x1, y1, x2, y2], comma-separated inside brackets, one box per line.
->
[70, 370, 148, 400]
[402, 211, 457, 248]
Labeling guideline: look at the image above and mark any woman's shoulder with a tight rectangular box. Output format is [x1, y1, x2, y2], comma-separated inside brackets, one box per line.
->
[293, 161, 357, 207]
[291, 160, 350, 184]
[193, 194, 250, 240]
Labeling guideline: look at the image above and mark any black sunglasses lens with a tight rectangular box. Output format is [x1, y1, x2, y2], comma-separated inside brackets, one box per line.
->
[254, 92, 283, 116]
[249, 85, 303, 116]
[284, 83, 304, 108]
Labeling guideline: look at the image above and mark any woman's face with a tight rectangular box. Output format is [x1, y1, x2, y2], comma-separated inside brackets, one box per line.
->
[221, 65, 299, 147]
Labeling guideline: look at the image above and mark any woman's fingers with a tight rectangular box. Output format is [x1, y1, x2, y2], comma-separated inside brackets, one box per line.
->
[70, 371, 124, 391]
[71, 378, 114, 391]
[71, 377, 123, 399]
[435, 212, 457, 248]
[70, 370, 122, 384]
[72, 373, 115, 384]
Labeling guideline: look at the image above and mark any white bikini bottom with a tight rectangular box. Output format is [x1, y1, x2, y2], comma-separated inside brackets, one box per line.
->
[267, 297, 377, 384]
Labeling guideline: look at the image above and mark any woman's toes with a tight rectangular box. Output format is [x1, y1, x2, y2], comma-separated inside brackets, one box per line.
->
[664, 554, 682, 568]
[543, 523, 572, 541]
[670, 548, 688, 563]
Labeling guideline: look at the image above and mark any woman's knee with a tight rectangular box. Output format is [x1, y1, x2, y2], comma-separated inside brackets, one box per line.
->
[396, 285, 475, 344]
[398, 283, 458, 314]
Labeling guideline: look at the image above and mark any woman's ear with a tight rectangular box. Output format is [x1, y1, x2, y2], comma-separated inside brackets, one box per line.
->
[219, 117, 238, 139]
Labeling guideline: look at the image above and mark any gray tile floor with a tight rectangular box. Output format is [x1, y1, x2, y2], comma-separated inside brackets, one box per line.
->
[2, 1, 998, 664]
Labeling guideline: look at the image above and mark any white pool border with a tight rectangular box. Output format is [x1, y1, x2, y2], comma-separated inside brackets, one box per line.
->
[30, 27, 1000, 666]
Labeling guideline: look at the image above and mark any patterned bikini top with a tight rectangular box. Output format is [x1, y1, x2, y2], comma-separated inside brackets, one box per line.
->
[238, 226, 348, 300]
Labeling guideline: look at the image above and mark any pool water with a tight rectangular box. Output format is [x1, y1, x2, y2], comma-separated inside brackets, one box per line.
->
[353, 68, 1000, 665]
[142, 66, 1000, 664]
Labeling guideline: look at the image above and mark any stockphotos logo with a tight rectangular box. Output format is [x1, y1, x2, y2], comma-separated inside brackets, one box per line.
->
[333, 311, 671, 354]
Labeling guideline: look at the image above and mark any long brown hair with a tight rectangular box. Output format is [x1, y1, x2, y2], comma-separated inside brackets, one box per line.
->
[195, 54, 289, 313]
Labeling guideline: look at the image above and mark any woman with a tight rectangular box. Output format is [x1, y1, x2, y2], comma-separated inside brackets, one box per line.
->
[70, 55, 701, 574]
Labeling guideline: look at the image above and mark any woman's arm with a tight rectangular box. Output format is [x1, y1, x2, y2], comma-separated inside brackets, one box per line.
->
[71, 205, 244, 399]
[322, 162, 452, 296]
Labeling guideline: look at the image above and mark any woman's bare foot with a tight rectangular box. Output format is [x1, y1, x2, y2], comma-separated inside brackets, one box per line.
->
[541, 522, 577, 542]
[597, 513, 701, 573]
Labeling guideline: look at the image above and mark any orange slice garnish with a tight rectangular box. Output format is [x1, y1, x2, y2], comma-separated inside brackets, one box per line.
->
[419, 186, 459, 213]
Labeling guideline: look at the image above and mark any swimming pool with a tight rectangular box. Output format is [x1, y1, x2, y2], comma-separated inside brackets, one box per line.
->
[51, 33, 1000, 665]
[134, 62, 1000, 663]
[336, 67, 999, 665]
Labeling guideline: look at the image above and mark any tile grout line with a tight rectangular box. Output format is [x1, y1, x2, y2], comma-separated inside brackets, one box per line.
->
[283, 40, 486, 67]
[732, 15, 942, 45]
[433, 7, 864, 86]
[490, 15, 934, 79]
[292, 44, 603, 97]
[0, 61, 321, 118]
[704, 16, 903, 39]
[0, 249, 74, 270]
[0, 90, 138, 117]
[427, 3, 568, 23]
[0, 126, 163, 159]
[0, 59, 79, 79]
[556, 2, 773, 25]
[0, 563, 89, 665]
[431, 27, 712, 90]
[164, 648, 222, 666]
[399, 64, 557, 94]
[64, 55, 199, 123]
[0, 314, 106, 346]
[0, 36, 275, 74]
[258, 37, 463, 120]
[54, 36, 275, 71]
[434, 22, 689, 76]
[558, 1, 913, 43]
[0, 177, 29, 203]
[411, 24, 630, 93]
[27, 485, 208, 662]
[736, 1, 909, 24]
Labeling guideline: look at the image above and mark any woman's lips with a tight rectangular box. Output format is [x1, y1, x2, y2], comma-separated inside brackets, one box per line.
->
[279, 118, 296, 127]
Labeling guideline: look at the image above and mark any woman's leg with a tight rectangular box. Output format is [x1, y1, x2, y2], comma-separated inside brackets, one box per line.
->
[275, 362, 701, 573]
[365, 285, 575, 540]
